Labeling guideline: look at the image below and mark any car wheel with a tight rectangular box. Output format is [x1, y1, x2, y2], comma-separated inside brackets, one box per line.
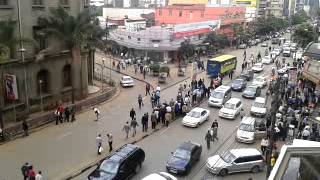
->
[134, 162, 141, 174]
[251, 166, 260, 173]
[219, 169, 228, 176]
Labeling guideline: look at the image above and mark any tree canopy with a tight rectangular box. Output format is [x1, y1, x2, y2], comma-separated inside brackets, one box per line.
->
[292, 23, 315, 47]
[250, 16, 289, 35]
[291, 11, 309, 25]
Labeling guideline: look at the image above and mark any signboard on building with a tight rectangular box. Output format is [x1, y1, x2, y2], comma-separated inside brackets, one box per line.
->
[5, 74, 19, 100]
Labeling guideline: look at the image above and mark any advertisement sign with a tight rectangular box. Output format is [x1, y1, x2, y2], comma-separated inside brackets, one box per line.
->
[5, 74, 19, 100]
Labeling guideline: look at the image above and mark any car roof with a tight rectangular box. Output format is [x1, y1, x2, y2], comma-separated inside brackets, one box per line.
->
[122, 76, 132, 79]
[230, 148, 261, 158]
[215, 85, 231, 92]
[241, 116, 256, 125]
[255, 63, 262, 65]
[178, 141, 200, 151]
[190, 107, 207, 113]
[107, 144, 139, 163]
[255, 97, 266, 103]
[226, 98, 241, 104]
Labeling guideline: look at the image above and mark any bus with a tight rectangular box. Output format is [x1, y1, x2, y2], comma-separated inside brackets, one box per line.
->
[207, 55, 237, 77]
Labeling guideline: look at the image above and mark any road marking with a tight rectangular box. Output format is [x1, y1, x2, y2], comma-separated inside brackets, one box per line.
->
[56, 132, 72, 141]
[160, 126, 171, 135]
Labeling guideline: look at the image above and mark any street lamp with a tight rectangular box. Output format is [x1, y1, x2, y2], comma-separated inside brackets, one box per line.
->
[39, 80, 43, 112]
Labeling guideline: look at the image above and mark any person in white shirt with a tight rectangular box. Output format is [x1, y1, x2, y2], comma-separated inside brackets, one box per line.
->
[35, 171, 43, 180]
[260, 137, 269, 155]
[93, 107, 100, 121]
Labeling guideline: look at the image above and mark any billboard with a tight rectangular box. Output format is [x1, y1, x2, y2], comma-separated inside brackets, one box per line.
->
[235, 0, 257, 7]
[5, 74, 19, 100]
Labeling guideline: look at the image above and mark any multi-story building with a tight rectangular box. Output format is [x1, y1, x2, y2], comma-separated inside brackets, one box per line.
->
[257, 0, 267, 17]
[266, 0, 284, 17]
[295, 0, 304, 12]
[283, 0, 296, 16]
[169, 0, 208, 5]
[0, 0, 91, 126]
[234, 0, 257, 7]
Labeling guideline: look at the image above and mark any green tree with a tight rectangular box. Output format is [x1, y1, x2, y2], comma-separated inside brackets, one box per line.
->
[178, 40, 195, 63]
[291, 11, 309, 25]
[205, 33, 229, 49]
[37, 6, 104, 100]
[292, 23, 315, 47]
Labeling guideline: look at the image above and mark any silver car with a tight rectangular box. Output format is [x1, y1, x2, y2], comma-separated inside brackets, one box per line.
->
[206, 148, 264, 176]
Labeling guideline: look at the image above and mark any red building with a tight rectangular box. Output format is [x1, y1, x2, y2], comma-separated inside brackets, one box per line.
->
[155, 4, 246, 39]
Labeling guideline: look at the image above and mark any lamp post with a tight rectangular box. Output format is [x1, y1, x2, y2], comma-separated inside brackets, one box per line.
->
[16, 0, 29, 112]
[39, 80, 43, 112]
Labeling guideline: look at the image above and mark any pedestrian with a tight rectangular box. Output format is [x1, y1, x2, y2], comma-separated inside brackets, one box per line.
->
[165, 111, 172, 127]
[64, 107, 70, 122]
[141, 113, 148, 132]
[241, 63, 245, 72]
[302, 127, 310, 140]
[107, 133, 113, 152]
[71, 107, 76, 122]
[129, 108, 136, 120]
[93, 107, 100, 121]
[130, 118, 138, 137]
[122, 121, 131, 139]
[211, 126, 218, 141]
[0, 127, 3, 142]
[205, 130, 212, 149]
[21, 162, 30, 180]
[28, 165, 36, 180]
[143, 68, 146, 79]
[138, 94, 143, 109]
[22, 120, 29, 137]
[96, 134, 102, 155]
[260, 137, 268, 155]
[145, 83, 150, 96]
[230, 70, 234, 79]
[151, 111, 157, 129]
[240, 108, 245, 120]
[35, 171, 43, 180]
[211, 119, 218, 128]
[271, 154, 276, 169]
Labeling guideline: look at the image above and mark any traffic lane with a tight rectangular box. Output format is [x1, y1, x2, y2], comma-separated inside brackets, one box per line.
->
[131, 83, 270, 180]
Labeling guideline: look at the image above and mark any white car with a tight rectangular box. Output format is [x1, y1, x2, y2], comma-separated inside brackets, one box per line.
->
[252, 76, 267, 88]
[142, 172, 177, 180]
[273, 48, 281, 56]
[261, 42, 268, 47]
[236, 116, 256, 143]
[182, 107, 210, 127]
[120, 76, 134, 87]
[250, 97, 267, 117]
[219, 98, 242, 120]
[261, 56, 272, 64]
[251, 63, 264, 72]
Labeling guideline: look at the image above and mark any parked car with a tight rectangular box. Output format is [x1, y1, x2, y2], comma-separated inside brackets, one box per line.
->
[261, 55, 272, 64]
[120, 76, 135, 87]
[231, 78, 247, 91]
[273, 48, 281, 55]
[88, 144, 145, 180]
[252, 76, 267, 88]
[166, 141, 202, 175]
[242, 85, 261, 99]
[142, 172, 177, 180]
[261, 42, 268, 47]
[219, 98, 243, 120]
[240, 69, 254, 81]
[238, 44, 247, 49]
[182, 107, 210, 127]
[250, 97, 267, 117]
[206, 148, 264, 176]
[283, 47, 291, 57]
[290, 43, 297, 52]
[236, 116, 256, 143]
[252, 63, 264, 73]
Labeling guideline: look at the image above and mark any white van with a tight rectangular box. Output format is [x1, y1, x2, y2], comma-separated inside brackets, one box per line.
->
[236, 116, 256, 143]
[250, 97, 267, 117]
[283, 47, 291, 57]
[208, 85, 232, 107]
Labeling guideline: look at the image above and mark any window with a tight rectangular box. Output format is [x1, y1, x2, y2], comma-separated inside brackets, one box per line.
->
[201, 11, 204, 17]
[137, 38, 141, 41]
[0, 0, 8, 5]
[179, 10, 182, 17]
[33, 26, 47, 50]
[159, 9, 162, 16]
[37, 69, 49, 94]
[190, 11, 193, 19]
[201, 111, 207, 116]
[32, 0, 43, 5]
[62, 64, 71, 87]
[59, 0, 69, 5]
[169, 9, 172, 16]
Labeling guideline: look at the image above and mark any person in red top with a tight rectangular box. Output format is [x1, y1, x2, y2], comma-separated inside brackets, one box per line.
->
[28, 165, 36, 180]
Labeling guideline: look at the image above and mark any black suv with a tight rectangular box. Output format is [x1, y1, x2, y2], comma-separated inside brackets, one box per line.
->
[88, 144, 145, 180]
[166, 141, 202, 175]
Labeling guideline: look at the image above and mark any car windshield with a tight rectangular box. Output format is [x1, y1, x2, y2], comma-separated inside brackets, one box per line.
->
[254, 78, 264, 82]
[99, 161, 119, 174]
[173, 148, 191, 160]
[211, 91, 224, 99]
[253, 102, 265, 108]
[254, 64, 261, 68]
[187, 111, 200, 118]
[239, 123, 255, 132]
[221, 151, 236, 163]
[233, 79, 243, 84]
[224, 103, 235, 109]
[123, 77, 131, 81]
[246, 86, 256, 92]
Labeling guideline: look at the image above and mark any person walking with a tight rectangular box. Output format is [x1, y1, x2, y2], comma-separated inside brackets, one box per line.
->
[129, 108, 136, 120]
[71, 107, 76, 122]
[96, 134, 103, 155]
[28, 165, 36, 180]
[93, 107, 100, 121]
[151, 111, 157, 129]
[143, 68, 146, 79]
[22, 120, 29, 137]
[205, 130, 212, 149]
[211, 126, 218, 141]
[138, 94, 143, 109]
[64, 107, 70, 122]
[130, 118, 138, 137]
[122, 121, 131, 139]
[35, 171, 43, 180]
[260, 137, 268, 155]
[211, 119, 218, 128]
[145, 83, 150, 96]
[21, 162, 30, 180]
[107, 133, 113, 152]
[165, 111, 172, 127]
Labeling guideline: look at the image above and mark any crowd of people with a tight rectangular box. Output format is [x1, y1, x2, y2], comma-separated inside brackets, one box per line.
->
[21, 162, 43, 180]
